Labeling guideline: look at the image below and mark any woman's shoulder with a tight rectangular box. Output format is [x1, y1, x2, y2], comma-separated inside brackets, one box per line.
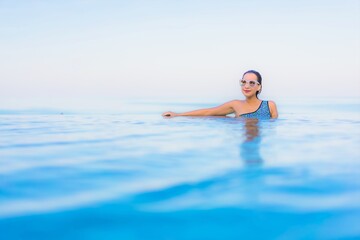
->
[227, 99, 245, 106]
[229, 99, 245, 104]
[265, 100, 278, 113]
[266, 100, 277, 107]
[257, 99, 277, 110]
[264, 100, 279, 118]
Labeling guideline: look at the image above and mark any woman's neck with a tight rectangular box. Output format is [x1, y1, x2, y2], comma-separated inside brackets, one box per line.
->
[245, 96, 260, 104]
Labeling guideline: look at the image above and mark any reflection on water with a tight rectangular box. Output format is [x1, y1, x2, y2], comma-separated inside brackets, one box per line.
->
[240, 118, 263, 166]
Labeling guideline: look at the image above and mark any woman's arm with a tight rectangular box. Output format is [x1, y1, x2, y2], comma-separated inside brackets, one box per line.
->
[162, 101, 236, 118]
[268, 101, 278, 119]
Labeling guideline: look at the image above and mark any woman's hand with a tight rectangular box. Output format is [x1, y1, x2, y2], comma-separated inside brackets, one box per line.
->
[162, 111, 178, 118]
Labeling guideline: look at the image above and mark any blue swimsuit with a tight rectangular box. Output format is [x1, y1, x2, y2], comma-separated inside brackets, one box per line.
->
[240, 101, 271, 119]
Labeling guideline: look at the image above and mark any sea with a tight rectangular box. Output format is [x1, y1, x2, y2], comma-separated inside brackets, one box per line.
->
[1, 98, 360, 240]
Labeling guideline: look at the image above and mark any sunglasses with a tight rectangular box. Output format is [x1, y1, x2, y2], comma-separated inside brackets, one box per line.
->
[240, 79, 260, 88]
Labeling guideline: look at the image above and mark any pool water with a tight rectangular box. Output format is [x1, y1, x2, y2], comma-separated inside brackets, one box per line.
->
[1, 99, 360, 239]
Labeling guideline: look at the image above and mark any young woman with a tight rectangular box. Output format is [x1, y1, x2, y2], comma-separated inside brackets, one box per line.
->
[162, 70, 278, 119]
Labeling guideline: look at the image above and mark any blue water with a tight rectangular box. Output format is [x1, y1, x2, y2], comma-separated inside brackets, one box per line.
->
[1, 99, 360, 239]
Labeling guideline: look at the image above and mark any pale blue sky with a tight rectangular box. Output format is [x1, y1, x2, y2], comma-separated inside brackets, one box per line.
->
[0, 0, 359, 109]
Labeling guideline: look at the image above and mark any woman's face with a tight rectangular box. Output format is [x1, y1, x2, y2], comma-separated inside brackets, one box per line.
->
[240, 73, 262, 98]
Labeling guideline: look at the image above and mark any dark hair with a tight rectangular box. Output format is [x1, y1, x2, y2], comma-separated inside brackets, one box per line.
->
[242, 70, 262, 97]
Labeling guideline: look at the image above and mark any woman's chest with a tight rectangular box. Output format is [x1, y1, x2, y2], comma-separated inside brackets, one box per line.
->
[233, 101, 262, 117]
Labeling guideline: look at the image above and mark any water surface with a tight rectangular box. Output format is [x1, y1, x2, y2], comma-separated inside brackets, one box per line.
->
[1, 99, 360, 239]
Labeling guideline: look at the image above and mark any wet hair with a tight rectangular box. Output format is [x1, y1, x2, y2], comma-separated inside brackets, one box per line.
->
[242, 70, 262, 98]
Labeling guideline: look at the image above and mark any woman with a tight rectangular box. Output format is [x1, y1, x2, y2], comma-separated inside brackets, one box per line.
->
[162, 70, 278, 119]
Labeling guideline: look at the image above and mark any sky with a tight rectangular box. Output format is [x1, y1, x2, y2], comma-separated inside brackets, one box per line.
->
[0, 0, 359, 109]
